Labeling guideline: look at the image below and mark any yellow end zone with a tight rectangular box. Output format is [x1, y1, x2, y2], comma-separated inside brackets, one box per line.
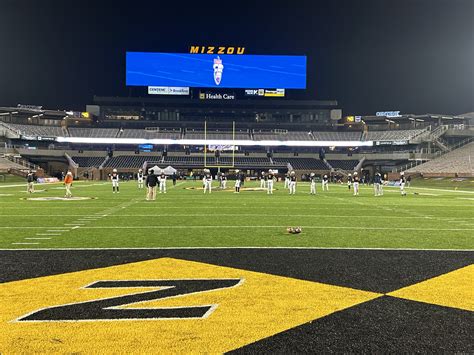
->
[388, 264, 474, 312]
[0, 258, 380, 353]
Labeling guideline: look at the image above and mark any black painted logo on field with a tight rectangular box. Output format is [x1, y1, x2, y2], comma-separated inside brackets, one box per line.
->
[17, 279, 242, 322]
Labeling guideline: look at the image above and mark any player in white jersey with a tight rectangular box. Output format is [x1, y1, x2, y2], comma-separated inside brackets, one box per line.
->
[400, 172, 407, 196]
[159, 173, 167, 193]
[288, 171, 297, 195]
[352, 172, 359, 196]
[203, 169, 212, 194]
[322, 174, 329, 191]
[259, 172, 266, 189]
[111, 169, 119, 193]
[309, 173, 316, 195]
[267, 169, 275, 194]
[284, 172, 290, 189]
[137, 169, 144, 189]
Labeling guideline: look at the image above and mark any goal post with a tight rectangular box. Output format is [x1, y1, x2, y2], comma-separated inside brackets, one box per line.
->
[203, 121, 236, 168]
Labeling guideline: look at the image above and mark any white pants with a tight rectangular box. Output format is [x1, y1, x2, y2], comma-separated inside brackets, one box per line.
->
[160, 181, 167, 193]
[27, 182, 34, 194]
[222, 180, 227, 189]
[353, 182, 359, 195]
[204, 181, 212, 193]
[380, 184, 384, 195]
[65, 183, 72, 197]
[289, 181, 296, 194]
[267, 180, 274, 194]
[138, 178, 144, 188]
[400, 183, 406, 195]
[260, 179, 266, 188]
[284, 178, 289, 189]
[374, 183, 381, 196]
[310, 182, 316, 194]
[322, 181, 329, 191]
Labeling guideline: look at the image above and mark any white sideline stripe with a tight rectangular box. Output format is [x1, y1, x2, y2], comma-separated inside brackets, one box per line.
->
[1, 226, 471, 231]
[46, 229, 69, 232]
[36, 233, 61, 236]
[25, 238, 51, 240]
[11, 243, 40, 245]
[64, 223, 84, 226]
[2, 246, 473, 252]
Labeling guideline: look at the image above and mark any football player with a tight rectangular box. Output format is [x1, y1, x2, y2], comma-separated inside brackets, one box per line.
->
[289, 171, 297, 195]
[284, 172, 290, 189]
[64, 171, 73, 198]
[111, 169, 119, 193]
[260, 171, 266, 189]
[159, 172, 167, 194]
[353, 172, 359, 196]
[309, 172, 316, 195]
[347, 173, 352, 190]
[137, 169, 144, 189]
[400, 172, 407, 196]
[203, 169, 212, 194]
[26, 170, 35, 194]
[221, 172, 227, 189]
[267, 169, 275, 194]
[234, 170, 241, 193]
[374, 172, 382, 196]
[322, 174, 329, 191]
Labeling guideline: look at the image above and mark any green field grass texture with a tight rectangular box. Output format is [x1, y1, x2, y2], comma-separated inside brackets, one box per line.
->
[0, 179, 473, 250]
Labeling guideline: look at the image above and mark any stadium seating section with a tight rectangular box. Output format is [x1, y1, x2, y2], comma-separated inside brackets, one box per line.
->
[327, 160, 359, 170]
[366, 129, 426, 141]
[7, 123, 66, 137]
[71, 156, 107, 167]
[406, 142, 474, 174]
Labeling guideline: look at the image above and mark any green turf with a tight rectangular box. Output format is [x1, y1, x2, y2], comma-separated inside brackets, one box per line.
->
[0, 174, 26, 184]
[0, 180, 473, 249]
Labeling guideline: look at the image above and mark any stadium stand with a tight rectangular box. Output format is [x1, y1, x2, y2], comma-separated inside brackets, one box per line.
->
[273, 158, 329, 170]
[405, 142, 474, 175]
[71, 156, 107, 167]
[366, 129, 426, 141]
[69, 128, 119, 138]
[253, 130, 313, 141]
[120, 129, 182, 139]
[104, 155, 160, 168]
[327, 160, 359, 170]
[6, 123, 66, 137]
[312, 131, 362, 141]
[185, 129, 250, 140]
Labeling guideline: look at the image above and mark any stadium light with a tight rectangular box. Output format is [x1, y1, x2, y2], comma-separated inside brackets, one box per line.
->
[55, 136, 374, 147]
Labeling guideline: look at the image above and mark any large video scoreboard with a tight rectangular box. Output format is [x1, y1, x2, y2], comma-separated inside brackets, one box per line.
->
[126, 52, 307, 89]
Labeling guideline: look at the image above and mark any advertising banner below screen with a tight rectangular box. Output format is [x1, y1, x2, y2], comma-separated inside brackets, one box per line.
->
[148, 86, 189, 95]
[126, 52, 307, 89]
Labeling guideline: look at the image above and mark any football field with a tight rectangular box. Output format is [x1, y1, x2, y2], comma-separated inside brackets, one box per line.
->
[0, 179, 473, 250]
[0, 179, 473, 353]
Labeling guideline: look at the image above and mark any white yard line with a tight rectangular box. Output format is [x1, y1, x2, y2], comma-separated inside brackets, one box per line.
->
[25, 238, 52, 240]
[11, 242, 40, 245]
[1, 225, 471, 231]
[2, 246, 473, 252]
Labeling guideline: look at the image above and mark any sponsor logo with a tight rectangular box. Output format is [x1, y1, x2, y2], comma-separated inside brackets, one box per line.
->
[148, 86, 190, 96]
[244, 89, 265, 96]
[264, 89, 285, 97]
[376, 111, 401, 117]
[190, 46, 245, 54]
[199, 92, 235, 100]
[213, 56, 224, 85]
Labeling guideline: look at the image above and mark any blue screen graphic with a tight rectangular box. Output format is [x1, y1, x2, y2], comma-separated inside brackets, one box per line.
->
[126, 52, 306, 89]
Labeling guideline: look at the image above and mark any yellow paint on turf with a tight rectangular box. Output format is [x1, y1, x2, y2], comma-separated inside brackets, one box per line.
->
[0, 258, 380, 353]
[389, 264, 474, 311]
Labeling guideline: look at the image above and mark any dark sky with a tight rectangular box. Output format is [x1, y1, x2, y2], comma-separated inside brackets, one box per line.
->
[0, 0, 473, 115]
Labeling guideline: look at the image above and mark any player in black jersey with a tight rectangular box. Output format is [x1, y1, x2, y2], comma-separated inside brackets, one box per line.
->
[111, 169, 119, 193]
[400, 172, 407, 196]
[267, 169, 275, 194]
[353, 172, 360, 196]
[322, 174, 329, 191]
[288, 171, 297, 195]
[259, 171, 266, 189]
[347, 173, 352, 190]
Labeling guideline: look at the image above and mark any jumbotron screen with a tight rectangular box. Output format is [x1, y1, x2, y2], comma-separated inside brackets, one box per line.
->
[126, 52, 307, 89]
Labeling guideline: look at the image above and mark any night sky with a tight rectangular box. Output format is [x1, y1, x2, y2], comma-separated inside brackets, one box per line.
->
[0, 0, 473, 115]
